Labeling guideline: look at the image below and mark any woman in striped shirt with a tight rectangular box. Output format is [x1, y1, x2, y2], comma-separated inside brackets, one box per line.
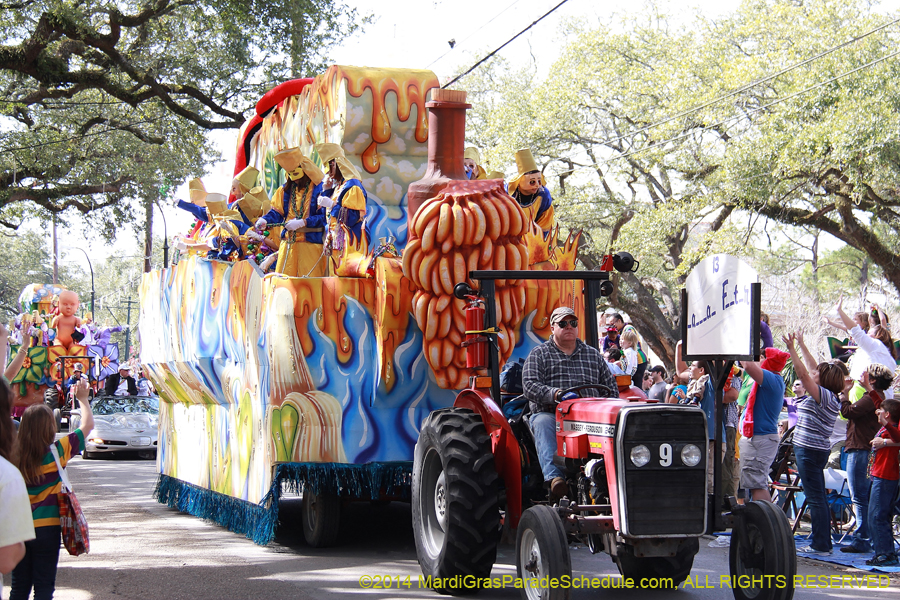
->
[784, 332, 848, 556]
[10, 380, 93, 600]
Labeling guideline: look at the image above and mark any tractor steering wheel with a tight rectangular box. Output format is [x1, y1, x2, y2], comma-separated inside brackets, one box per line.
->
[561, 384, 613, 398]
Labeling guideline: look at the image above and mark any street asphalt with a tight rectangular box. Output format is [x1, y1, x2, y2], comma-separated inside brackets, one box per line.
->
[44, 456, 900, 600]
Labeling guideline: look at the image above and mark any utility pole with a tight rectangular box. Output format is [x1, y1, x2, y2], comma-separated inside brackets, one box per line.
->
[122, 298, 139, 360]
[52, 216, 59, 284]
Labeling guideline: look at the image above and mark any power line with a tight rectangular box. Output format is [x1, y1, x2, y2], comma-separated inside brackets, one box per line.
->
[604, 46, 900, 163]
[426, 0, 526, 69]
[442, 0, 572, 89]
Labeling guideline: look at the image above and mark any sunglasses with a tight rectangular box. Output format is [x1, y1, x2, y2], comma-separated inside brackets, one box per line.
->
[556, 319, 578, 329]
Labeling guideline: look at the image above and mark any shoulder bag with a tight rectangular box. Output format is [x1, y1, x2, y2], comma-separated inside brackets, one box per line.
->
[50, 444, 90, 556]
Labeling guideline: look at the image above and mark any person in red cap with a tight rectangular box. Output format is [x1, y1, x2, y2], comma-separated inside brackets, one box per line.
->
[737, 346, 789, 502]
[783, 331, 848, 556]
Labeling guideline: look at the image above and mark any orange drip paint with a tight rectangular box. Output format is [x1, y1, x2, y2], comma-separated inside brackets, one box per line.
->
[268, 276, 375, 366]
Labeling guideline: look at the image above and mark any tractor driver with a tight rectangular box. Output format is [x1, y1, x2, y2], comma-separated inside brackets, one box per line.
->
[523, 306, 619, 501]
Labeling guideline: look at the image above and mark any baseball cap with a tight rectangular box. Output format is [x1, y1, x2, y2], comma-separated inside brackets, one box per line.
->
[73, 363, 84, 371]
[550, 306, 577, 325]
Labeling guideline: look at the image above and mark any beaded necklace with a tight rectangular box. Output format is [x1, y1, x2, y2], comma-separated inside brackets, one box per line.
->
[285, 179, 312, 243]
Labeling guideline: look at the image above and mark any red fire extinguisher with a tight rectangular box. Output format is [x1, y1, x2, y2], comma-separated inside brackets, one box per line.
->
[464, 299, 486, 369]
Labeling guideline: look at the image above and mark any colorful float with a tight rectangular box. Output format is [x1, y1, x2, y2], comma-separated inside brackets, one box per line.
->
[142, 66, 595, 545]
[8, 284, 123, 417]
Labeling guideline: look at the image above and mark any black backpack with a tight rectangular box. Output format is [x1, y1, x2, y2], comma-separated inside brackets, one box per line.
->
[500, 358, 525, 395]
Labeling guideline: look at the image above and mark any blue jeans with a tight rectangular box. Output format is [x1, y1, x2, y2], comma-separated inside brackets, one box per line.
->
[868, 477, 899, 557]
[529, 411, 563, 481]
[10, 525, 62, 600]
[845, 449, 871, 549]
[794, 445, 832, 551]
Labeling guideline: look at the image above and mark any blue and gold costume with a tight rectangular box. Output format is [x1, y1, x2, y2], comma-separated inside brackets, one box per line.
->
[508, 148, 555, 235]
[315, 142, 368, 252]
[257, 148, 328, 277]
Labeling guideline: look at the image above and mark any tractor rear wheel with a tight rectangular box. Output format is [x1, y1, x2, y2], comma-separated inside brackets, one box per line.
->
[729, 500, 795, 600]
[44, 388, 60, 410]
[413, 408, 500, 594]
[614, 537, 698, 586]
[301, 489, 341, 548]
[516, 505, 571, 600]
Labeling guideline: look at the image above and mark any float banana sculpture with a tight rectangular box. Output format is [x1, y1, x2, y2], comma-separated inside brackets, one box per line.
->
[402, 180, 528, 389]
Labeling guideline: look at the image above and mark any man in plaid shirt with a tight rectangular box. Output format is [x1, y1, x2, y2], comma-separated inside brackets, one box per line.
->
[523, 306, 619, 500]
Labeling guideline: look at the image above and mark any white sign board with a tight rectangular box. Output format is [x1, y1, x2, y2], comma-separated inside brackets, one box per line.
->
[684, 254, 759, 358]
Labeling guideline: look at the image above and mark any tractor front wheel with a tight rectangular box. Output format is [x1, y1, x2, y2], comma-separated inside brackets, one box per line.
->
[412, 408, 500, 594]
[516, 505, 571, 600]
[729, 500, 795, 600]
[301, 489, 341, 548]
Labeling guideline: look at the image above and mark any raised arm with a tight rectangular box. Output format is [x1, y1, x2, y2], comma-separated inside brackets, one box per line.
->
[3, 325, 31, 381]
[823, 317, 847, 332]
[783, 333, 821, 403]
[795, 331, 818, 373]
[674, 340, 688, 379]
[834, 296, 857, 332]
[74, 379, 94, 434]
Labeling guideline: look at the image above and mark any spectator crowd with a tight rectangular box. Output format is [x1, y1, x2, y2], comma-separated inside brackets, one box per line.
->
[601, 300, 900, 565]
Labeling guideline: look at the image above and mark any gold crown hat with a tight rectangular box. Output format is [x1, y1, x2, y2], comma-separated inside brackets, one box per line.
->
[205, 192, 228, 216]
[275, 147, 325, 185]
[464, 147, 482, 163]
[233, 166, 260, 194]
[238, 186, 272, 221]
[315, 142, 361, 182]
[508, 148, 546, 195]
[188, 178, 207, 206]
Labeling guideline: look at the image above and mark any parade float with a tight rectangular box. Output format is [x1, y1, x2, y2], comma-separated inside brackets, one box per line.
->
[8, 284, 123, 420]
[141, 65, 597, 546]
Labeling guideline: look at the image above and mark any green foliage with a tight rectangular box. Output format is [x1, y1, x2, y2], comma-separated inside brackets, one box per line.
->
[461, 0, 900, 365]
[0, 0, 369, 237]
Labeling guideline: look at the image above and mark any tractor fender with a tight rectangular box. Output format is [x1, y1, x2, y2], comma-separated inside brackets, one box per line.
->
[454, 389, 523, 529]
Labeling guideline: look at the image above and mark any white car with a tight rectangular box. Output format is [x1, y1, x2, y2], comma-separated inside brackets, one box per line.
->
[70, 395, 159, 459]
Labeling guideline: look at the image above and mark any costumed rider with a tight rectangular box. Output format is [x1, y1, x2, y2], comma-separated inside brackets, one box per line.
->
[212, 185, 273, 262]
[522, 306, 619, 501]
[464, 147, 487, 180]
[174, 178, 211, 223]
[230, 166, 260, 212]
[508, 148, 555, 235]
[173, 191, 230, 254]
[254, 148, 327, 277]
[314, 142, 368, 255]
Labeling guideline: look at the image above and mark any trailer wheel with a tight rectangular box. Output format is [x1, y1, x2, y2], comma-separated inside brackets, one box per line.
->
[515, 505, 571, 600]
[301, 489, 341, 548]
[614, 537, 698, 586]
[729, 500, 795, 600]
[413, 408, 500, 594]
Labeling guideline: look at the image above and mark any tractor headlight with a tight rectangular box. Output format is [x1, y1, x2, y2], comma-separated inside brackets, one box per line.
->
[630, 445, 650, 467]
[681, 444, 702, 467]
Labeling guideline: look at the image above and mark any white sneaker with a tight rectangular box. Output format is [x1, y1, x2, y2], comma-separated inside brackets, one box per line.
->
[797, 546, 832, 557]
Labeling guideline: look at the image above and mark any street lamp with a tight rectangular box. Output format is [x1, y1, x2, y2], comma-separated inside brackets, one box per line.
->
[73, 248, 95, 314]
[154, 200, 169, 268]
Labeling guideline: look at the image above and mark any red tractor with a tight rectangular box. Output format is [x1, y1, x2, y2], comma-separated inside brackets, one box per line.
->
[411, 261, 795, 600]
